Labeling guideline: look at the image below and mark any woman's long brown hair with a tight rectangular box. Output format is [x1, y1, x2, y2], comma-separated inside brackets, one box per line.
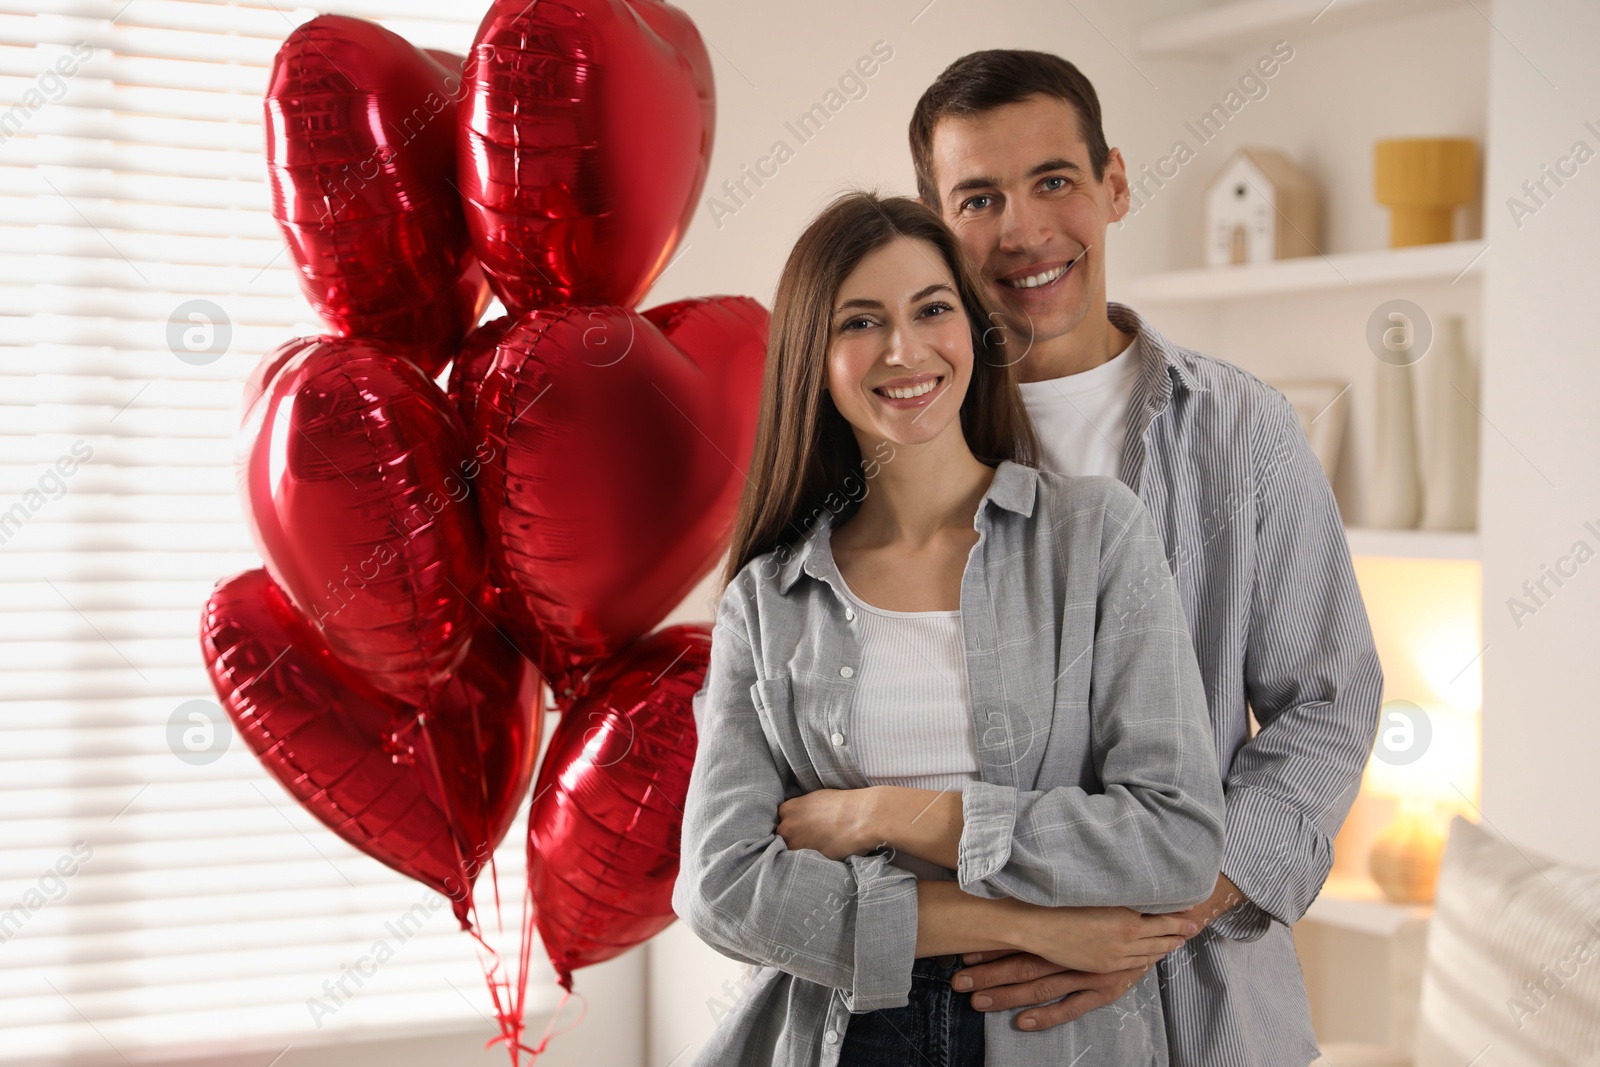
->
[721, 190, 1039, 589]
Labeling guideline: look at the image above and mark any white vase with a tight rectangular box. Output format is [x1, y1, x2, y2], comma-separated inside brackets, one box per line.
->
[1368, 358, 1423, 529]
[1421, 316, 1479, 531]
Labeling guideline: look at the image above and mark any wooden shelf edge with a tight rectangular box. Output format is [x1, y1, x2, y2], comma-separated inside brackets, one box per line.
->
[1122, 241, 1488, 304]
[1345, 527, 1480, 561]
[1301, 874, 1433, 936]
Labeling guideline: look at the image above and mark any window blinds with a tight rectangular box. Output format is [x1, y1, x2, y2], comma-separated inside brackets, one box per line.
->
[0, 2, 559, 1061]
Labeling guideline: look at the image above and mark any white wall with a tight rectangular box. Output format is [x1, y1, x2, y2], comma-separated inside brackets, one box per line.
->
[641, 0, 1222, 314]
[1479, 0, 1600, 868]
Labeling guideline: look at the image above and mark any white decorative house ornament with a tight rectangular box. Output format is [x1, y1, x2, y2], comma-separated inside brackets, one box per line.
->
[1204, 147, 1322, 267]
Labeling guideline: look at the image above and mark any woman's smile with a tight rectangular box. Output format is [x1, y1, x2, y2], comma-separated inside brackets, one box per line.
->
[871, 372, 947, 409]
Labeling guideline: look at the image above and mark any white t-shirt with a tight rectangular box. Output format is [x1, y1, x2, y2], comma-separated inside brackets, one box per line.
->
[836, 575, 979, 882]
[1017, 334, 1139, 478]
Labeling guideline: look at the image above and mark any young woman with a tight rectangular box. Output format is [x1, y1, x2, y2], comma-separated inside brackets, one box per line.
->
[671, 192, 1225, 1067]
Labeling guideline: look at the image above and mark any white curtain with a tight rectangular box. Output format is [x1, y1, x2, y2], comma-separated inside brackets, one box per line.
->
[0, 2, 556, 1061]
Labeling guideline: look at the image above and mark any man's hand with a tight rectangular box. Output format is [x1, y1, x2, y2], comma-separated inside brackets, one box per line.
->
[949, 873, 1249, 1031]
[950, 952, 1154, 1031]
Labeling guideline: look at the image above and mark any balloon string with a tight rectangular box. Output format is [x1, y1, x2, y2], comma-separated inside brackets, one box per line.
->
[411, 688, 535, 1062]
[466, 917, 526, 1062]
[410, 694, 481, 929]
[472, 699, 509, 945]
[463, 855, 539, 1063]
[529, 988, 590, 1060]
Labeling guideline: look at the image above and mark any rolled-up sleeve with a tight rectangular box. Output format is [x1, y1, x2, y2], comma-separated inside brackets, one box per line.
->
[671, 576, 921, 1012]
[1208, 387, 1384, 941]
[956, 483, 1227, 912]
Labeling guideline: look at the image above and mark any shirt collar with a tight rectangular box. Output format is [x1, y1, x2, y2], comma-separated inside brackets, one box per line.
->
[774, 459, 1037, 595]
[1107, 300, 1208, 399]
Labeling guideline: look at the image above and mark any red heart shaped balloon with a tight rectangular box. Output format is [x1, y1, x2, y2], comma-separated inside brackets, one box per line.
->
[457, 0, 714, 315]
[201, 568, 542, 927]
[239, 335, 489, 704]
[266, 16, 489, 375]
[473, 297, 766, 694]
[527, 624, 710, 989]
[241, 335, 318, 420]
[447, 313, 516, 431]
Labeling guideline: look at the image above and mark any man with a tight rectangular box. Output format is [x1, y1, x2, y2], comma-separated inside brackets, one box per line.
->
[907, 50, 1383, 1065]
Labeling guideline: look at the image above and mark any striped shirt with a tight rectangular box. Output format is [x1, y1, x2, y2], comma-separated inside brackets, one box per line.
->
[1091, 301, 1384, 1066]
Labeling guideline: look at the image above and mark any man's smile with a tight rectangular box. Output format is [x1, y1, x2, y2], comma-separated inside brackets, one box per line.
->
[995, 246, 1091, 296]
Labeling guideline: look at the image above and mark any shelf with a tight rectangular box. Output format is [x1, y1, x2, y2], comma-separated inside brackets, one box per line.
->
[1301, 873, 1432, 936]
[1137, 0, 1467, 59]
[1345, 527, 1479, 561]
[1123, 240, 1488, 303]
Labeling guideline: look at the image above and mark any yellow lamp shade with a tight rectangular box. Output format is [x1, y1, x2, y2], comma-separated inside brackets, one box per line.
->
[1374, 138, 1478, 247]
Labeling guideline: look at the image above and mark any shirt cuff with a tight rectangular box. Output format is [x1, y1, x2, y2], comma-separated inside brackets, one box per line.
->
[839, 852, 920, 1012]
[1207, 897, 1273, 942]
[1215, 784, 1332, 938]
[955, 779, 1016, 895]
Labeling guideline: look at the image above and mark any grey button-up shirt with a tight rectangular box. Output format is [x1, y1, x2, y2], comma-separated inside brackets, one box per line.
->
[673, 461, 1228, 1066]
[1098, 301, 1384, 1067]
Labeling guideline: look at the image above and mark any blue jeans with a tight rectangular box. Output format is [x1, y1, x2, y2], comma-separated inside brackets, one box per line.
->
[837, 953, 985, 1067]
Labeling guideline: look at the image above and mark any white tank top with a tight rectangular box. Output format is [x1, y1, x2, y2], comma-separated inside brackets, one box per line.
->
[838, 575, 980, 881]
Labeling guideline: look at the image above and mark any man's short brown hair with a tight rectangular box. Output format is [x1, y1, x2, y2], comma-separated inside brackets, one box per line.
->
[909, 50, 1111, 210]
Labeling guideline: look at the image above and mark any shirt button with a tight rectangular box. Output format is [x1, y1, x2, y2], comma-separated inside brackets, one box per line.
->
[845, 606, 856, 621]
[824, 1029, 839, 1043]
[830, 731, 845, 746]
[839, 665, 854, 678]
